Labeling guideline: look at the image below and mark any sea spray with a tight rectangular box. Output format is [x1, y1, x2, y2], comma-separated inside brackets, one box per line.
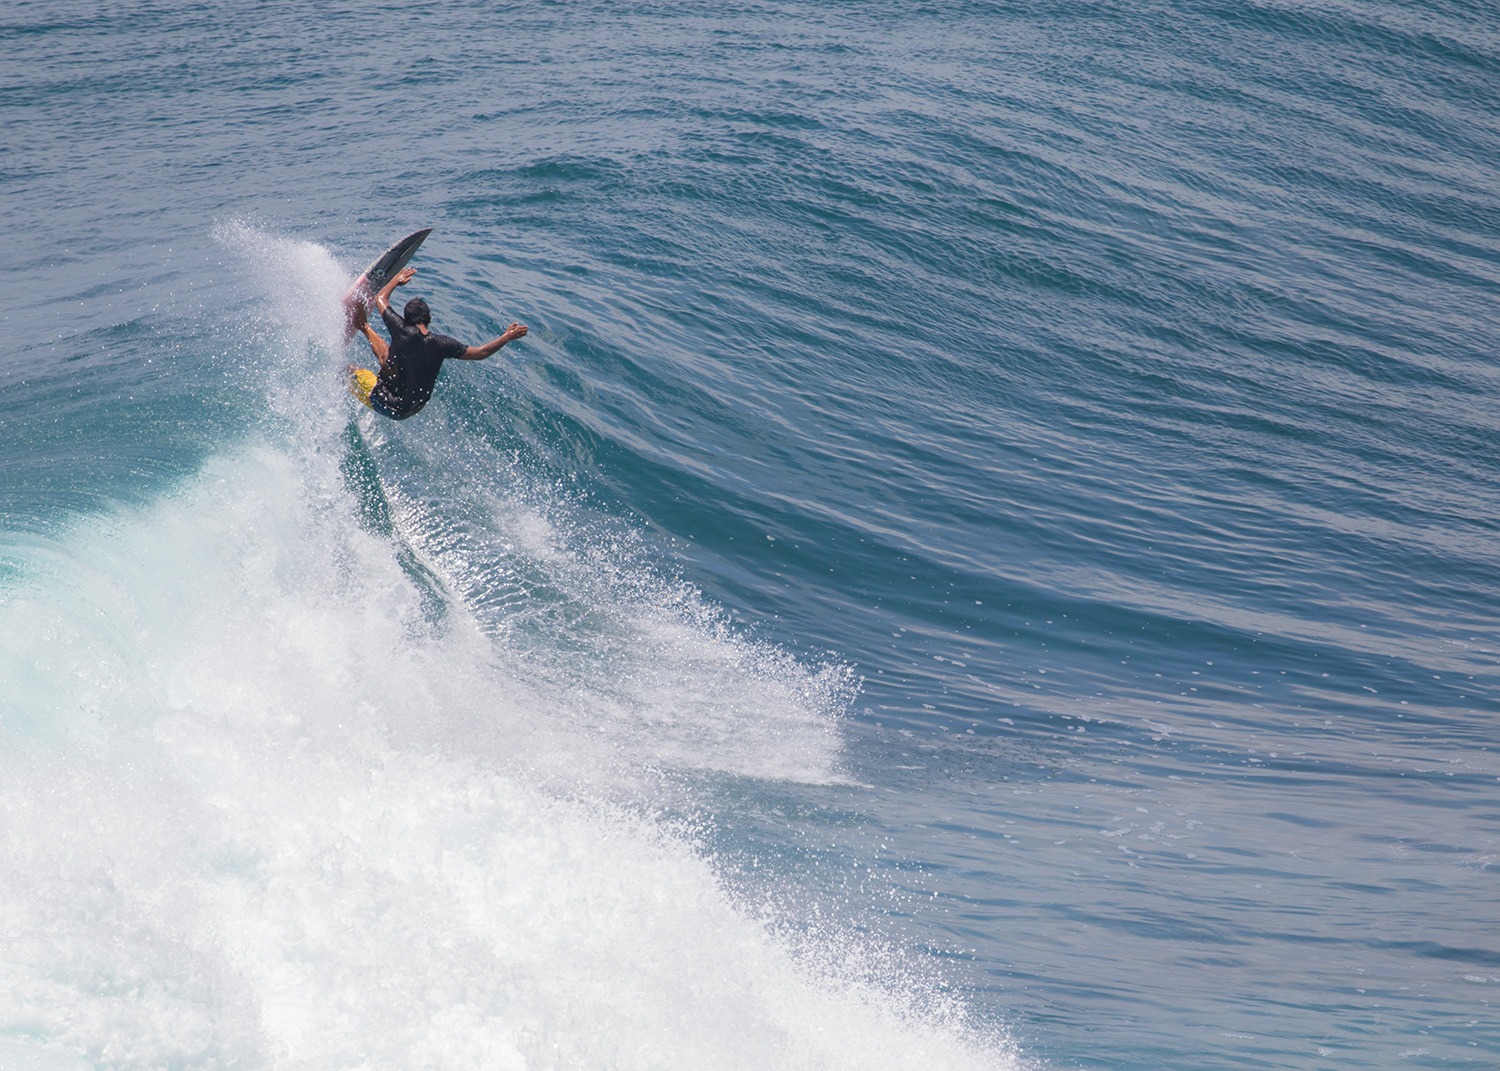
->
[0, 227, 1018, 1069]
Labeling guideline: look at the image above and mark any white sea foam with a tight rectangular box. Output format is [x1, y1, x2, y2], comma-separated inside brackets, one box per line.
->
[0, 445, 1012, 1071]
[0, 226, 1019, 1070]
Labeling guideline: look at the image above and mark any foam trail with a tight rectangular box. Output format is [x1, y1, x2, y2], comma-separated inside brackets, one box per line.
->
[0, 228, 1022, 1069]
[212, 220, 854, 789]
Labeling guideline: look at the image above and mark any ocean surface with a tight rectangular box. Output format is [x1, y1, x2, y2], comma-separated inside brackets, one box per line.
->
[3, 1, 1498, 1068]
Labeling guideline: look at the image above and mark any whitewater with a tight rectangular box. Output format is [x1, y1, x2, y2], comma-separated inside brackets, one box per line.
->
[0, 227, 1013, 1070]
[5, 1, 1499, 1068]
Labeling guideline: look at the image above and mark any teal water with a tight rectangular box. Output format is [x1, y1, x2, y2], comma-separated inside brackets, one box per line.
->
[3, 2, 1498, 1069]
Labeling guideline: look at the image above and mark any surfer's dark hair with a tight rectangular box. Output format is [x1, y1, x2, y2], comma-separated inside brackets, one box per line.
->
[403, 297, 431, 327]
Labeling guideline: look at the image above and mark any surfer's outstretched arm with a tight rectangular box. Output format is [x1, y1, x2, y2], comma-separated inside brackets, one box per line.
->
[458, 323, 529, 360]
[373, 266, 416, 315]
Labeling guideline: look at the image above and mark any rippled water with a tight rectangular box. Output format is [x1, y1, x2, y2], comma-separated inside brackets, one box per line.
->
[3, 2, 1498, 1069]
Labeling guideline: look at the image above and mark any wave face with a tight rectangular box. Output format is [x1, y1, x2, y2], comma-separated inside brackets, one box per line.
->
[0, 227, 999, 1070]
[4, 1, 1499, 1069]
[0, 466, 954, 1069]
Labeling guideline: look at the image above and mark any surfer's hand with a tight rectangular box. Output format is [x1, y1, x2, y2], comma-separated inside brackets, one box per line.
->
[394, 267, 417, 286]
[503, 323, 528, 342]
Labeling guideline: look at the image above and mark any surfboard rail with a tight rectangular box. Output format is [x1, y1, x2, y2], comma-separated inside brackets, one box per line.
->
[341, 227, 433, 341]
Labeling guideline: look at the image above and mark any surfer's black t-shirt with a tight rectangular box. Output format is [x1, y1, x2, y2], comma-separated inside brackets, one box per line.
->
[371, 306, 468, 419]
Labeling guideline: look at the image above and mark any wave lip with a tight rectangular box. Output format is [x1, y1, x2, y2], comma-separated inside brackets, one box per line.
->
[0, 226, 1014, 1067]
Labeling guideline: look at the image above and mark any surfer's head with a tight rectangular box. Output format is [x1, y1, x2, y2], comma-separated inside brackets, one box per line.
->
[402, 297, 431, 327]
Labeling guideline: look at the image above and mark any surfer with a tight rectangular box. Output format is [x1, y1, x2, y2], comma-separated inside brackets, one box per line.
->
[347, 266, 528, 420]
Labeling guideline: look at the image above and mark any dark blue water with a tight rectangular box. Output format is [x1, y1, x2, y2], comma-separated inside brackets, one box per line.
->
[3, 2, 1498, 1069]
